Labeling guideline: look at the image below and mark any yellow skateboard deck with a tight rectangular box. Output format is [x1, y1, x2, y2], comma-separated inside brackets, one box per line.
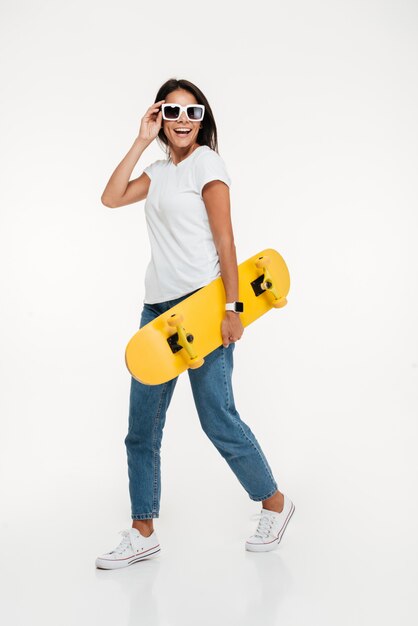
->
[125, 248, 290, 385]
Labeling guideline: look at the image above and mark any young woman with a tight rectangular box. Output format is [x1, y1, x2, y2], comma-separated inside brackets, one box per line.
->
[96, 78, 294, 569]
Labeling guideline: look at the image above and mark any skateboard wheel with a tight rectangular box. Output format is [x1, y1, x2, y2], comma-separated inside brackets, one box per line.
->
[272, 296, 287, 308]
[255, 255, 271, 269]
[189, 357, 205, 369]
[167, 313, 184, 327]
[186, 333, 194, 343]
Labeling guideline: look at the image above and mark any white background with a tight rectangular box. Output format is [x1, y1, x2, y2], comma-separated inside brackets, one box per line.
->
[1, 1, 417, 624]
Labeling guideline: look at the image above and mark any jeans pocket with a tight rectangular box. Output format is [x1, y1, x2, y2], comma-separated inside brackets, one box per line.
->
[140, 303, 159, 329]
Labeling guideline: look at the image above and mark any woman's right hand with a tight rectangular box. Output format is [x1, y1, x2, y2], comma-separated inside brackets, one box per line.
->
[138, 99, 165, 144]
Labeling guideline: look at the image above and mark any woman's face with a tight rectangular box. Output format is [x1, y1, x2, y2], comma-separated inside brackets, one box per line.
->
[162, 89, 201, 150]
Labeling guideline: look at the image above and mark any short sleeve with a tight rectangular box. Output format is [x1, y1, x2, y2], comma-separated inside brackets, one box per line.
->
[194, 149, 232, 198]
[143, 163, 154, 180]
[143, 159, 165, 180]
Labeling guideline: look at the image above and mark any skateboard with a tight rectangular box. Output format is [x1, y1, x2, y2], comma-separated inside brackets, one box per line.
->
[125, 248, 290, 385]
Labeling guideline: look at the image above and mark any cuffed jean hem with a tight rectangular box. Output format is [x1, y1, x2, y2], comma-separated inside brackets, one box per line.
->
[248, 484, 279, 502]
[132, 513, 160, 520]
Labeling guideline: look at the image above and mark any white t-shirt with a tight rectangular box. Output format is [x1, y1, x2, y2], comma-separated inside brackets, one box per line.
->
[142, 145, 232, 304]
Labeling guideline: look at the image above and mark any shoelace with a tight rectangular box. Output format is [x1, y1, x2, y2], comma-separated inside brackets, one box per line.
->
[250, 512, 276, 539]
[110, 529, 138, 555]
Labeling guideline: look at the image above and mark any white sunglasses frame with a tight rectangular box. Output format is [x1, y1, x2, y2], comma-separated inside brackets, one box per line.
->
[161, 103, 205, 122]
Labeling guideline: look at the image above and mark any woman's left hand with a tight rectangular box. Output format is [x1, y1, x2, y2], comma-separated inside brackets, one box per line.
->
[222, 313, 244, 348]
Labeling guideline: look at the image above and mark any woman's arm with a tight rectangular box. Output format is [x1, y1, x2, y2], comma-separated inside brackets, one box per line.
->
[101, 99, 165, 208]
[202, 180, 244, 347]
[101, 137, 151, 208]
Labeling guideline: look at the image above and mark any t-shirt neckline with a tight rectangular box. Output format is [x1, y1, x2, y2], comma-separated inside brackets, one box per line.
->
[168, 145, 206, 167]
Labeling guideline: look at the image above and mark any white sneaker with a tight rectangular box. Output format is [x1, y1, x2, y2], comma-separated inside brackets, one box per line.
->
[95, 528, 161, 569]
[245, 494, 295, 552]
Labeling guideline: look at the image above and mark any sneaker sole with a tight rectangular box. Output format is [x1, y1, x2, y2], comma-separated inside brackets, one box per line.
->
[96, 547, 161, 569]
[245, 502, 295, 552]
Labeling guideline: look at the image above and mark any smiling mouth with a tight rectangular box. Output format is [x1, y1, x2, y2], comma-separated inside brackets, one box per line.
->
[174, 128, 192, 136]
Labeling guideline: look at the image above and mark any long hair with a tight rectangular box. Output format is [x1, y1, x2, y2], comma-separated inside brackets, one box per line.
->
[154, 78, 219, 156]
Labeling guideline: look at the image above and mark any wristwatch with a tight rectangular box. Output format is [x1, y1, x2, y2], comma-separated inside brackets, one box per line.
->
[225, 301, 244, 313]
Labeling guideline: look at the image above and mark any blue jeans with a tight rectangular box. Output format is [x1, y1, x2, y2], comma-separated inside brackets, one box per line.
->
[124, 291, 279, 520]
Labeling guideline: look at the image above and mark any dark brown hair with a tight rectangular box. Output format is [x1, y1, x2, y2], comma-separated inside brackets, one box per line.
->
[154, 78, 219, 156]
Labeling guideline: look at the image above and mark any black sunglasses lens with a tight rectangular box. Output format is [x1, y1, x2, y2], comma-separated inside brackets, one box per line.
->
[187, 106, 203, 121]
[164, 105, 180, 119]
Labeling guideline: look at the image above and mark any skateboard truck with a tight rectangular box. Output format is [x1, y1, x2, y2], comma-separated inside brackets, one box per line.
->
[252, 256, 287, 308]
[166, 314, 205, 369]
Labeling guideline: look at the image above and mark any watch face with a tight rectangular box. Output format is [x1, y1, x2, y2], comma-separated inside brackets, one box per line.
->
[235, 302, 244, 313]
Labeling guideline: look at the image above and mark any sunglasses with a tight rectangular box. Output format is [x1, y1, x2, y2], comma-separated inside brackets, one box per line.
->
[161, 103, 205, 122]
